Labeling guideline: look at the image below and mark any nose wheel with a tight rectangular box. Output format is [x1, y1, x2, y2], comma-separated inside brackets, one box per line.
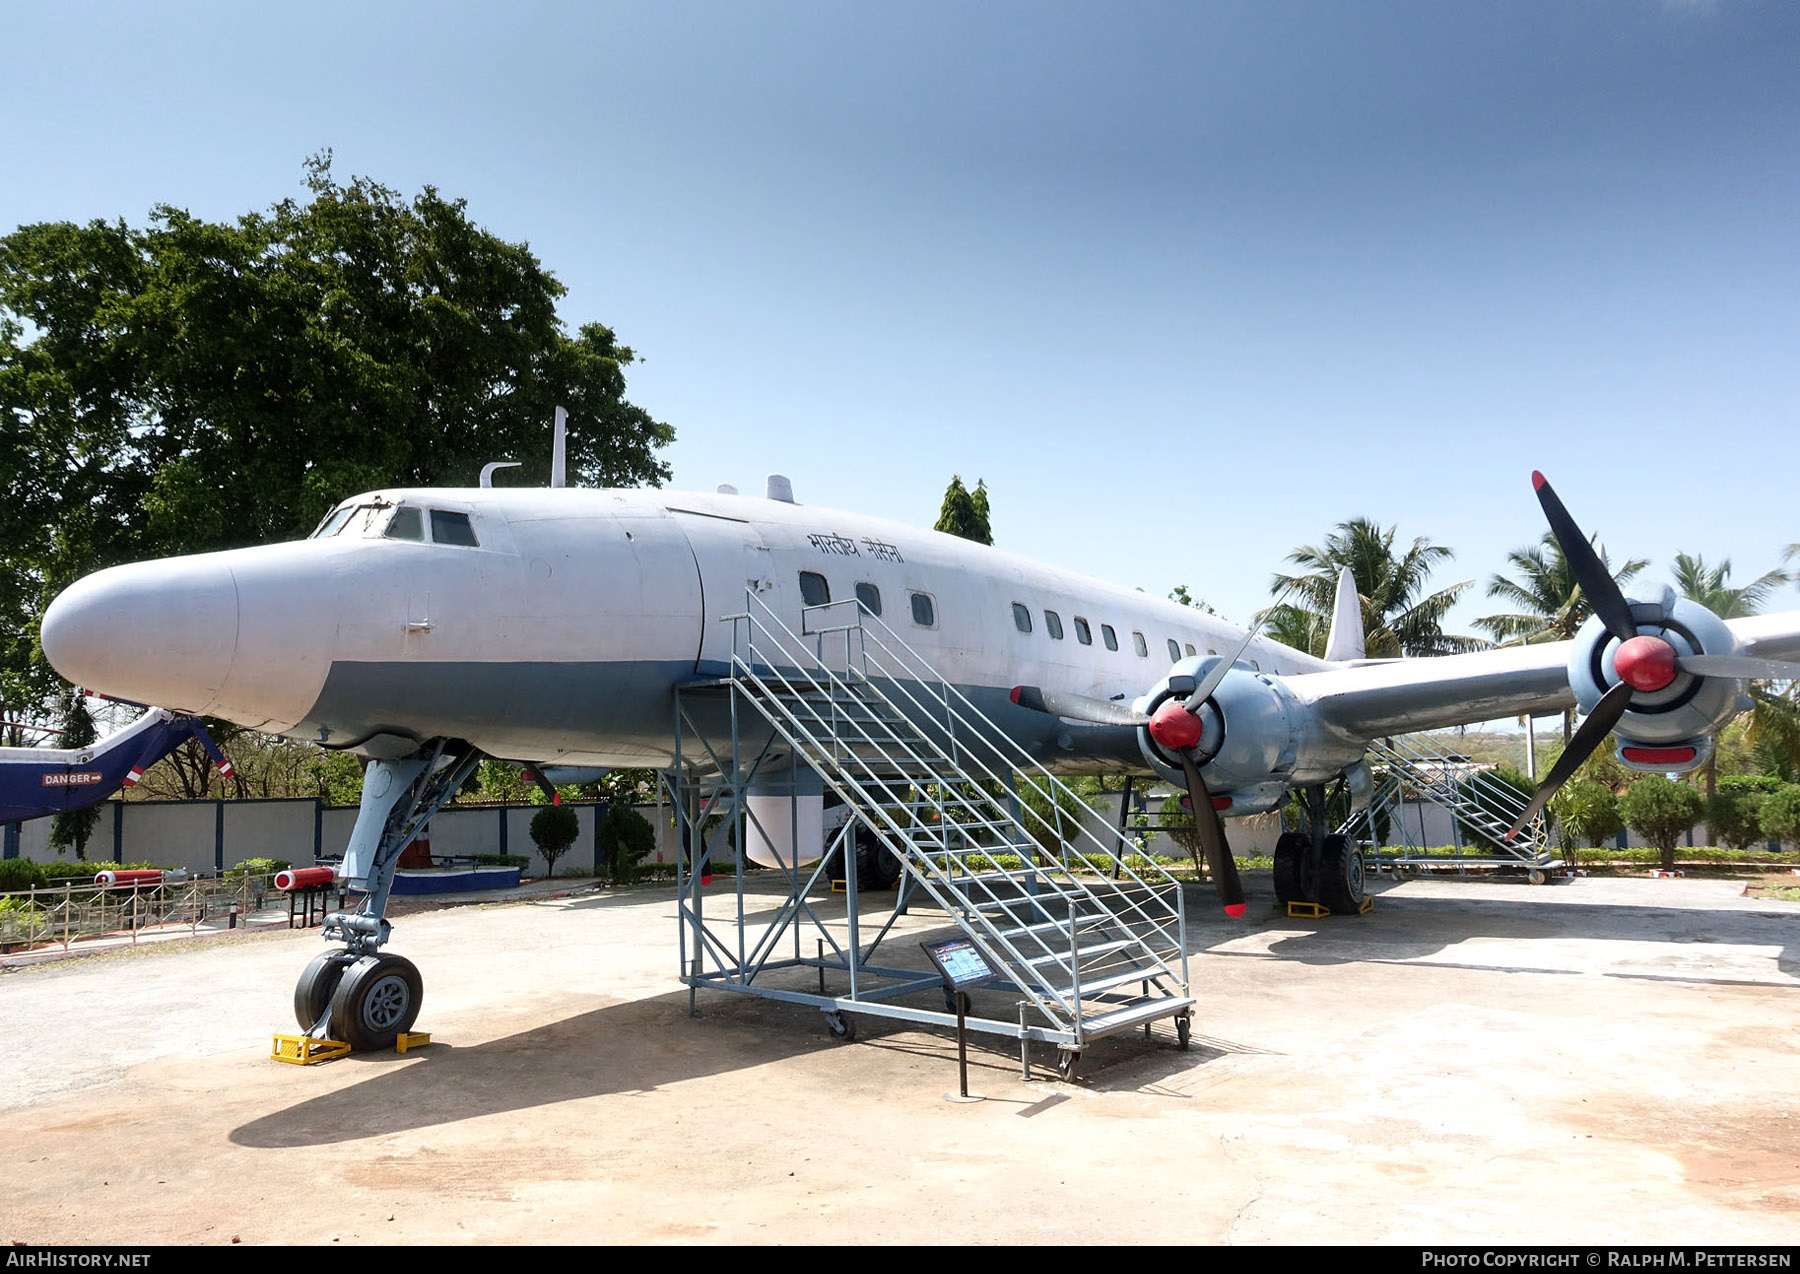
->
[293, 952, 424, 1051]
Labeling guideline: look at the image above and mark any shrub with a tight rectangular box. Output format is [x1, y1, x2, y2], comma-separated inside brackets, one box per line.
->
[528, 804, 582, 877]
[471, 853, 530, 869]
[227, 857, 290, 878]
[1761, 785, 1800, 850]
[1552, 778, 1623, 852]
[1619, 776, 1706, 871]
[1707, 788, 1770, 852]
[597, 802, 655, 885]
[0, 859, 45, 891]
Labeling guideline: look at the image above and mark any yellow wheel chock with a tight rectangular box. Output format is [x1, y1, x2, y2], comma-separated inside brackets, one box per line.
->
[270, 1034, 351, 1065]
[396, 1031, 432, 1054]
[1285, 896, 1374, 919]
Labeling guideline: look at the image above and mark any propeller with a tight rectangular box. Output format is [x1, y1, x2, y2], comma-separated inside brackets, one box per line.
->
[1506, 471, 1800, 839]
[1007, 592, 1296, 920]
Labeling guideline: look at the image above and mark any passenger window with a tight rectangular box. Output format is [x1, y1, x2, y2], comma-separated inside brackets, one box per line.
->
[1185, 643, 1196, 657]
[799, 571, 831, 607]
[1132, 631, 1148, 658]
[1045, 611, 1064, 640]
[855, 582, 882, 617]
[1167, 639, 1181, 662]
[1073, 617, 1092, 646]
[910, 592, 936, 628]
[430, 510, 480, 547]
[1102, 624, 1118, 652]
[1012, 603, 1032, 634]
[384, 507, 424, 542]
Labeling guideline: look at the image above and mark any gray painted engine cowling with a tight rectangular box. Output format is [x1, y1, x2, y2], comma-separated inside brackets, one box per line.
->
[1567, 584, 1747, 772]
[1133, 656, 1359, 815]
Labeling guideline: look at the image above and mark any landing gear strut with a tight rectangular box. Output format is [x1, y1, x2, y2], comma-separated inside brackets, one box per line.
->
[1276, 783, 1368, 916]
[299, 739, 482, 1047]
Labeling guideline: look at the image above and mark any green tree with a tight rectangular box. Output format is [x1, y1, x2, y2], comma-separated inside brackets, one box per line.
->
[1707, 779, 1773, 852]
[0, 152, 673, 715]
[934, 475, 992, 545]
[1550, 777, 1623, 856]
[47, 690, 99, 860]
[1476, 532, 1647, 740]
[597, 800, 656, 885]
[1269, 518, 1484, 659]
[1619, 776, 1705, 871]
[528, 804, 582, 877]
[1760, 785, 1800, 850]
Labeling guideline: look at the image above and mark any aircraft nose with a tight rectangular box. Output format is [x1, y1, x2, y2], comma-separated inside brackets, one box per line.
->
[40, 557, 239, 714]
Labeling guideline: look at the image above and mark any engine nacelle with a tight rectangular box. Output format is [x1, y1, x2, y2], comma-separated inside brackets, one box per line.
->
[1135, 657, 1308, 815]
[1568, 584, 1748, 773]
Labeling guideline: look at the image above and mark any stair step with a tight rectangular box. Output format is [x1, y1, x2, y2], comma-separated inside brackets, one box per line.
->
[998, 913, 1110, 939]
[1050, 965, 1173, 999]
[1018, 938, 1138, 967]
[1077, 996, 1197, 1040]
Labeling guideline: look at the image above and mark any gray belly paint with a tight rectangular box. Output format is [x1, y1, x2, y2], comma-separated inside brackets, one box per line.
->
[293, 659, 1145, 773]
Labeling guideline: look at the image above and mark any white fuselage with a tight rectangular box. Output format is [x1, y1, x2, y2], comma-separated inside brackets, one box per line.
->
[41, 486, 1333, 773]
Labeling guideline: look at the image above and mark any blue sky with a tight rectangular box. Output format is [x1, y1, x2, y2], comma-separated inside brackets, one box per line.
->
[4, 0, 1797, 636]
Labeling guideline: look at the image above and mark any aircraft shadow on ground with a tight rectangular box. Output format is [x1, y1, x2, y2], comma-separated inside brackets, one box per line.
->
[1185, 882, 1800, 979]
[230, 986, 836, 1149]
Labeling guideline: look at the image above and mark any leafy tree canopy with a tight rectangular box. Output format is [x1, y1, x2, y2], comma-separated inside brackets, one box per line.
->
[0, 152, 673, 721]
[934, 475, 993, 545]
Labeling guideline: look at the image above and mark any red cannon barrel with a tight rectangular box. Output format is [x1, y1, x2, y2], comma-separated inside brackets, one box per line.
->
[94, 869, 187, 887]
[274, 867, 337, 891]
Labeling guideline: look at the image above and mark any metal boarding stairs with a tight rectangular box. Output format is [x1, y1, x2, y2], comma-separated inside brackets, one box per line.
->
[1338, 732, 1558, 880]
[671, 590, 1193, 1070]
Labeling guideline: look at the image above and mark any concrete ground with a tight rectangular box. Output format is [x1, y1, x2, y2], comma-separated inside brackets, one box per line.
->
[3, 872, 1800, 1246]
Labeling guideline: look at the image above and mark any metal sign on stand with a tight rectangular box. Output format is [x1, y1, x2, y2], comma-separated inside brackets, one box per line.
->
[921, 938, 994, 1103]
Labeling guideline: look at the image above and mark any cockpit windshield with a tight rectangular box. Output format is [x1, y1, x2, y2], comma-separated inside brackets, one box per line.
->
[309, 502, 394, 539]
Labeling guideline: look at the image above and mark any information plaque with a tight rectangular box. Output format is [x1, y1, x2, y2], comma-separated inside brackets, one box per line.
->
[921, 938, 993, 990]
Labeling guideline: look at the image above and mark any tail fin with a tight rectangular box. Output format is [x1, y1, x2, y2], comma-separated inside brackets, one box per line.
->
[1322, 567, 1365, 662]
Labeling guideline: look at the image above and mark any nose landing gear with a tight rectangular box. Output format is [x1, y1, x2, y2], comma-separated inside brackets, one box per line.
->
[289, 740, 482, 1052]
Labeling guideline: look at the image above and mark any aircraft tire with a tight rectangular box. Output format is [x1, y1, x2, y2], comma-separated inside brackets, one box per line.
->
[858, 832, 903, 890]
[1272, 832, 1308, 905]
[329, 952, 423, 1051]
[1316, 834, 1367, 916]
[293, 950, 355, 1032]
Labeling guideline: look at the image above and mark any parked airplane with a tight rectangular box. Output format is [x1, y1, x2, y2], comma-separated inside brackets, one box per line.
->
[34, 467, 1800, 1049]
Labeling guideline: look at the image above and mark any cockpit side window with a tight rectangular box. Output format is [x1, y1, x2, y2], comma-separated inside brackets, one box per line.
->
[384, 507, 424, 542]
[430, 510, 480, 547]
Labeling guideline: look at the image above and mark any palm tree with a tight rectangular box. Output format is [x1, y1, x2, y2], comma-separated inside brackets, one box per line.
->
[1475, 532, 1648, 745]
[1669, 552, 1789, 619]
[1476, 532, 1648, 647]
[1269, 517, 1485, 659]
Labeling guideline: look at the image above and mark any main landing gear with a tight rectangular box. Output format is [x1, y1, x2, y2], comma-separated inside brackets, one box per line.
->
[1272, 784, 1368, 916]
[295, 739, 482, 1050]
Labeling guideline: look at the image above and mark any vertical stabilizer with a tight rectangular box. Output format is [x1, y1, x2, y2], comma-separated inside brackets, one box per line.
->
[550, 406, 568, 488]
[1322, 566, 1365, 662]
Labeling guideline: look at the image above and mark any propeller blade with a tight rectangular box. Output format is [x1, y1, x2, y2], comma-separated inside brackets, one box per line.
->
[1009, 685, 1147, 728]
[1184, 578, 1301, 713]
[1176, 749, 1246, 918]
[1506, 679, 1635, 839]
[1532, 471, 1638, 647]
[1676, 653, 1800, 681]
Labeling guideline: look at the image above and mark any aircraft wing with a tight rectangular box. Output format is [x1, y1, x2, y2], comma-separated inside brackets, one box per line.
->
[1288, 611, 1800, 742]
[1284, 643, 1577, 741]
[1724, 613, 1800, 664]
